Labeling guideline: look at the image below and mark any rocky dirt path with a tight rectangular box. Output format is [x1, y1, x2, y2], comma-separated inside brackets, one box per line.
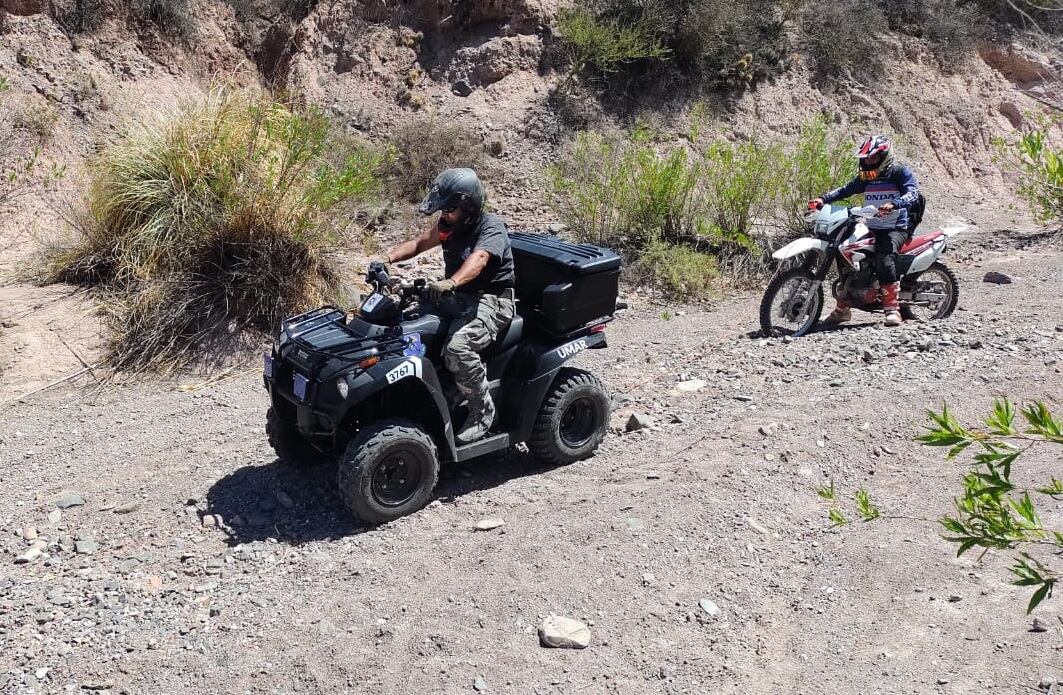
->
[1, 230, 1061, 694]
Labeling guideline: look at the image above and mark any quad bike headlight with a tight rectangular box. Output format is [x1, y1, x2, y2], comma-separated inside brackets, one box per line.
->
[336, 376, 349, 400]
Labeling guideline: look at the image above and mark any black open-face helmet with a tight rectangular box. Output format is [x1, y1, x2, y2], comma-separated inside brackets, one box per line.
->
[418, 168, 485, 218]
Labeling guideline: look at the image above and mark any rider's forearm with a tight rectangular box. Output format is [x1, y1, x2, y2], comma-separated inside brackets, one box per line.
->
[384, 239, 418, 263]
[822, 176, 863, 204]
[451, 250, 490, 287]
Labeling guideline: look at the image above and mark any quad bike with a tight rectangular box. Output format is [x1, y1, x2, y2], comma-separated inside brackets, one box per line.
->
[760, 203, 966, 337]
[262, 233, 621, 524]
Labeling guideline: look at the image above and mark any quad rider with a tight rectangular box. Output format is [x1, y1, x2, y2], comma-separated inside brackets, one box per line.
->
[373, 168, 516, 444]
[809, 134, 921, 327]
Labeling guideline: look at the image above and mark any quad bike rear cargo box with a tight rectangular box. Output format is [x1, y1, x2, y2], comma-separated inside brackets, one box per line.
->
[510, 232, 621, 336]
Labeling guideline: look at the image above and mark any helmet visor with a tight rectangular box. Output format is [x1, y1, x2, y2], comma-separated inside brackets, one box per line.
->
[861, 151, 886, 170]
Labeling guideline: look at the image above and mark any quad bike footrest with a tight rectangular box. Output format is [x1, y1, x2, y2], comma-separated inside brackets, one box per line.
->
[454, 433, 510, 463]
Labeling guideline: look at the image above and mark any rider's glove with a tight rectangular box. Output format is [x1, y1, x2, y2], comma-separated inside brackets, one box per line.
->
[808, 198, 824, 210]
[428, 278, 457, 303]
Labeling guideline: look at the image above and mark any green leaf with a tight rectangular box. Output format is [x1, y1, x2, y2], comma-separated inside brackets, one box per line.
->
[828, 508, 847, 526]
[986, 399, 1016, 435]
[1026, 580, 1054, 614]
[855, 488, 880, 522]
[817, 480, 836, 502]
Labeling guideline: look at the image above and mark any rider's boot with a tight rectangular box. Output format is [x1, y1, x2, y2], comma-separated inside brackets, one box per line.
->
[882, 282, 903, 327]
[822, 298, 852, 326]
[456, 378, 497, 444]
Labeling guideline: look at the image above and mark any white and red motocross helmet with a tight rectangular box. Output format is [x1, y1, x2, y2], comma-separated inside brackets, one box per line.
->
[856, 134, 895, 181]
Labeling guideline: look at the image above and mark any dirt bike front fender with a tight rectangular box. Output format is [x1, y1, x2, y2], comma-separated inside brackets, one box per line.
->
[772, 238, 829, 261]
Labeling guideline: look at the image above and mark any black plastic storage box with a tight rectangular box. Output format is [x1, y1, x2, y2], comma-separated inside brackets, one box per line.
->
[509, 232, 621, 336]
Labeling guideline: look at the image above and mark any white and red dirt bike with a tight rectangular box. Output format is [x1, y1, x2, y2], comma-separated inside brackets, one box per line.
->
[759, 204, 966, 337]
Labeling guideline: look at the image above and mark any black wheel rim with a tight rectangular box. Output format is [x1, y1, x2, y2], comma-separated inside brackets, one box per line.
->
[560, 397, 598, 449]
[371, 451, 423, 508]
[905, 268, 954, 321]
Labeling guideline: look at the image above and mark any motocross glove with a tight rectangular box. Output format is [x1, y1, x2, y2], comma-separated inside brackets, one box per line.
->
[428, 278, 457, 303]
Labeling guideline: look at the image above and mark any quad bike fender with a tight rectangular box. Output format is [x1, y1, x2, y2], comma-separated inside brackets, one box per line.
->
[340, 355, 458, 458]
[772, 237, 829, 261]
[509, 331, 608, 442]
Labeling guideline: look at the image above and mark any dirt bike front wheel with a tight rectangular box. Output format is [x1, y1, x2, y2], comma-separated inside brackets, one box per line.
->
[760, 268, 824, 338]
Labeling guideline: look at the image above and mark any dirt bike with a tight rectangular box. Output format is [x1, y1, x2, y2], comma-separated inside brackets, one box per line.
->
[760, 204, 965, 337]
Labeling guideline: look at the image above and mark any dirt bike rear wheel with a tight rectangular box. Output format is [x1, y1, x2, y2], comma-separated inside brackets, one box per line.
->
[759, 268, 824, 338]
[903, 262, 959, 322]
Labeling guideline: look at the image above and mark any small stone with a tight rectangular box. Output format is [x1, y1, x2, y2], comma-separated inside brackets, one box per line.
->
[16, 541, 47, 563]
[1030, 617, 1048, 633]
[201, 514, 217, 528]
[22, 526, 38, 541]
[698, 598, 720, 617]
[625, 517, 646, 532]
[676, 379, 707, 392]
[983, 271, 1012, 285]
[947, 595, 961, 603]
[1040, 676, 1060, 690]
[473, 676, 488, 692]
[862, 349, 876, 363]
[113, 501, 139, 514]
[626, 413, 653, 432]
[937, 678, 949, 685]
[968, 339, 984, 349]
[35, 667, 49, 680]
[758, 423, 778, 437]
[75, 538, 99, 555]
[452, 79, 473, 97]
[734, 395, 754, 402]
[645, 471, 662, 480]
[56, 493, 86, 509]
[474, 518, 504, 531]
[47, 509, 62, 525]
[641, 572, 656, 585]
[538, 614, 591, 649]
[747, 517, 770, 535]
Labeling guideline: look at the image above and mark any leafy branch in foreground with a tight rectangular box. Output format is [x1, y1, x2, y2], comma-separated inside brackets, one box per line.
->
[818, 399, 1061, 613]
[921, 400, 1061, 612]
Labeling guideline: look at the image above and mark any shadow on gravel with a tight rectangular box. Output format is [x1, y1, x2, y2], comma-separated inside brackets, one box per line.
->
[205, 449, 551, 546]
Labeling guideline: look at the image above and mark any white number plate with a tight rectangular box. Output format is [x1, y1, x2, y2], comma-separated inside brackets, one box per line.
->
[385, 358, 421, 384]
[362, 293, 384, 312]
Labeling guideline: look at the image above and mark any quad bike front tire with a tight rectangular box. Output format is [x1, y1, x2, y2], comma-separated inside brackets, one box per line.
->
[266, 407, 320, 467]
[337, 419, 439, 524]
[529, 368, 611, 466]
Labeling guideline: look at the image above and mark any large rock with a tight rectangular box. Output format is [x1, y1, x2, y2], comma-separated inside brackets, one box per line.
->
[449, 35, 542, 87]
[538, 614, 591, 649]
[983, 271, 1013, 285]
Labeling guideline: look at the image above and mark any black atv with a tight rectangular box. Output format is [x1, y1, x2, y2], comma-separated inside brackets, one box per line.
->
[262, 233, 622, 524]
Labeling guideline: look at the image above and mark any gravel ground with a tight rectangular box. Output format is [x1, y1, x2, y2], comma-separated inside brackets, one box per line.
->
[1, 229, 1061, 694]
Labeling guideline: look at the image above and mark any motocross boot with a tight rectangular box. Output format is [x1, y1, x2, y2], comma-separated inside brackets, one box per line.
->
[822, 298, 852, 326]
[881, 282, 903, 327]
[456, 378, 497, 444]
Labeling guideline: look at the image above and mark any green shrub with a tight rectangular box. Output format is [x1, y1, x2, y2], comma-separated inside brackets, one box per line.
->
[386, 117, 485, 203]
[1001, 117, 1063, 228]
[549, 116, 856, 295]
[554, 0, 790, 93]
[800, 0, 886, 80]
[632, 239, 720, 297]
[554, 7, 668, 80]
[777, 117, 853, 234]
[45, 87, 390, 370]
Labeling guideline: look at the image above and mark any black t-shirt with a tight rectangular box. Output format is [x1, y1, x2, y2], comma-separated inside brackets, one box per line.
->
[442, 212, 515, 295]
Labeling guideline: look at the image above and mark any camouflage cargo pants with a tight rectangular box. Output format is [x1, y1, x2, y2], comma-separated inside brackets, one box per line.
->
[440, 291, 516, 401]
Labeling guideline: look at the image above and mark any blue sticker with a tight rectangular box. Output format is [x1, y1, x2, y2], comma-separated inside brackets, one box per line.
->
[403, 333, 426, 357]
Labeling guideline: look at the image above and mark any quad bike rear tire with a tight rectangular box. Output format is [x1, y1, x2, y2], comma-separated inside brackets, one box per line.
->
[266, 407, 320, 467]
[529, 368, 610, 466]
[337, 419, 439, 524]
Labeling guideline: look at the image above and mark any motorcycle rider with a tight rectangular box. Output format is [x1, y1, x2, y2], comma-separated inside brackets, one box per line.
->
[809, 134, 920, 327]
[372, 168, 516, 444]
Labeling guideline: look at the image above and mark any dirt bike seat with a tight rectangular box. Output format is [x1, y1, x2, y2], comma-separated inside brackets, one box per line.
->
[900, 232, 943, 255]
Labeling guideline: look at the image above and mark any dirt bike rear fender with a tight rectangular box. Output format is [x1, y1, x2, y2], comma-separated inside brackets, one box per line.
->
[772, 238, 829, 261]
